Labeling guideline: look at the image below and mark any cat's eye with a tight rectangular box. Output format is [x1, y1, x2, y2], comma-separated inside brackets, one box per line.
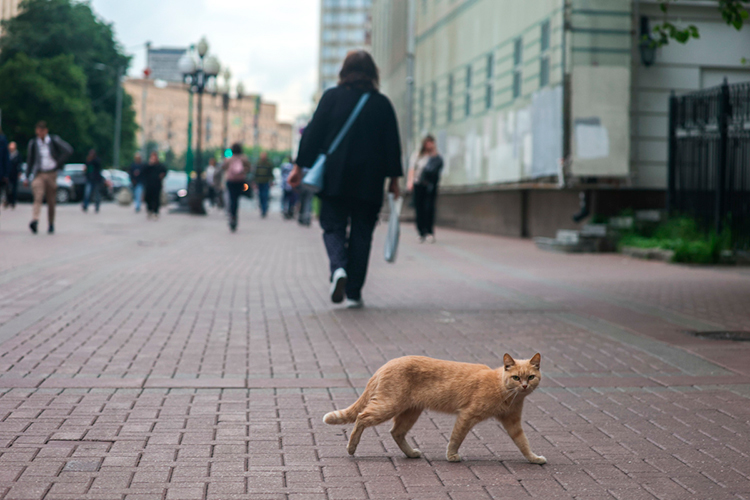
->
[528, 375, 535, 380]
[511, 376, 520, 381]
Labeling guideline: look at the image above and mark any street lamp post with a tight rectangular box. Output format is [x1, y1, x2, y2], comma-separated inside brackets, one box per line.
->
[178, 37, 220, 215]
[94, 62, 125, 168]
[220, 68, 231, 152]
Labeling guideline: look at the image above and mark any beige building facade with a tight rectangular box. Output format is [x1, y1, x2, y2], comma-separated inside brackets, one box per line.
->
[123, 78, 293, 159]
[0, 0, 20, 36]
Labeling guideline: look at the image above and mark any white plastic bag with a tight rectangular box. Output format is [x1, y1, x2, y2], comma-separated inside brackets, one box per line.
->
[384, 193, 402, 263]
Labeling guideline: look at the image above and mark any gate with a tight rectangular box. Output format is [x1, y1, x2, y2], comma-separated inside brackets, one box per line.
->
[668, 79, 750, 249]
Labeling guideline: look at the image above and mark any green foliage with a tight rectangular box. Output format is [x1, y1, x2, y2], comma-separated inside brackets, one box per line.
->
[0, 0, 137, 166]
[617, 216, 732, 264]
[652, 0, 748, 47]
[0, 53, 95, 158]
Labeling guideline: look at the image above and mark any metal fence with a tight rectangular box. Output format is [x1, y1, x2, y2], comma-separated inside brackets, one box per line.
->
[668, 79, 750, 249]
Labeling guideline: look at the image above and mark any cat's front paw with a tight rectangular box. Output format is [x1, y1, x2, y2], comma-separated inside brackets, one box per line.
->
[528, 455, 546, 465]
[406, 448, 422, 459]
[347, 444, 357, 456]
[446, 453, 462, 462]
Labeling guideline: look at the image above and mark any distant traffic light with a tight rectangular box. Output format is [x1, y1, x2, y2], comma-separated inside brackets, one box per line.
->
[224, 148, 233, 158]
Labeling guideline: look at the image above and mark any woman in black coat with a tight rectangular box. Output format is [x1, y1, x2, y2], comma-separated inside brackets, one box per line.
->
[142, 151, 167, 220]
[289, 50, 402, 309]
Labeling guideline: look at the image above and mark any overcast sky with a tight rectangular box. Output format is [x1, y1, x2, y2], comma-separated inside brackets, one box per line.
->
[90, 0, 319, 123]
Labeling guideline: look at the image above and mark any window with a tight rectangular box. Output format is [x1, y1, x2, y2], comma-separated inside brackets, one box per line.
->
[465, 65, 472, 117]
[431, 82, 437, 128]
[513, 37, 523, 99]
[513, 37, 523, 66]
[540, 57, 549, 87]
[541, 20, 550, 51]
[539, 20, 551, 88]
[419, 88, 425, 131]
[513, 72, 522, 99]
[447, 74, 454, 123]
[485, 53, 494, 110]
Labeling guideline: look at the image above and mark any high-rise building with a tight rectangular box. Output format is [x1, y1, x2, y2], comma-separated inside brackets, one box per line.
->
[318, 0, 373, 95]
[0, 0, 21, 36]
[147, 47, 188, 83]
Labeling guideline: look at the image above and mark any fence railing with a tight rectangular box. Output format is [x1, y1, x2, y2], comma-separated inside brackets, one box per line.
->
[668, 79, 750, 249]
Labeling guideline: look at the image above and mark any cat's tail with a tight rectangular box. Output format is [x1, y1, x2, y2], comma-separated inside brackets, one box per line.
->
[323, 383, 373, 425]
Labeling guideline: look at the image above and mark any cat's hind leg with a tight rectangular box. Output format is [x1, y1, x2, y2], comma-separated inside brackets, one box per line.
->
[498, 414, 546, 465]
[446, 412, 481, 462]
[347, 404, 396, 456]
[390, 408, 423, 458]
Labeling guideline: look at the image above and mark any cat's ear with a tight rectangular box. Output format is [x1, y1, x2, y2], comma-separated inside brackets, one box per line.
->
[530, 353, 541, 369]
[503, 353, 515, 371]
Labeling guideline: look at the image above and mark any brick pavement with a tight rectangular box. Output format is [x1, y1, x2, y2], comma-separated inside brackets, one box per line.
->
[0, 202, 749, 499]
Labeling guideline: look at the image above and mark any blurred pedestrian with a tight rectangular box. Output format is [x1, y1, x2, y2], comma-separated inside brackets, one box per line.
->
[222, 143, 251, 232]
[289, 50, 402, 309]
[0, 129, 9, 221]
[4, 142, 22, 209]
[82, 149, 103, 213]
[142, 151, 166, 220]
[25, 121, 73, 234]
[129, 152, 145, 213]
[205, 157, 218, 207]
[280, 157, 297, 219]
[254, 151, 273, 218]
[408, 135, 443, 242]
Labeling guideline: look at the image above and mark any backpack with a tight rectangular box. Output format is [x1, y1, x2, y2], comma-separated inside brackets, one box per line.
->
[226, 156, 246, 181]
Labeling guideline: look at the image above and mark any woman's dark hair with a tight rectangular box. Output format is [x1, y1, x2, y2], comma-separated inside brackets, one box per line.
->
[419, 135, 436, 156]
[338, 50, 379, 91]
[231, 143, 243, 155]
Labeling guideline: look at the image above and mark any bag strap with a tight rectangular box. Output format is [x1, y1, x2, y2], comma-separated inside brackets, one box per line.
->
[326, 93, 370, 155]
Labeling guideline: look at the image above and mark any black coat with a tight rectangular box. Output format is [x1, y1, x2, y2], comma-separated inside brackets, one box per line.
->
[8, 152, 22, 180]
[296, 85, 403, 206]
[141, 162, 166, 189]
[85, 158, 103, 182]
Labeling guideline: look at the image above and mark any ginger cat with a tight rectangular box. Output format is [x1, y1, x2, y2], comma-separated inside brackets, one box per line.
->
[324, 353, 546, 464]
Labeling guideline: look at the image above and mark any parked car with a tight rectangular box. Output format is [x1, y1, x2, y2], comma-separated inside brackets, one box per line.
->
[61, 163, 87, 201]
[164, 171, 188, 205]
[16, 167, 77, 204]
[105, 169, 132, 195]
[98, 170, 116, 200]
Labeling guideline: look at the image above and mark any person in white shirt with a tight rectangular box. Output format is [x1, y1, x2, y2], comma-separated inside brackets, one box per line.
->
[25, 121, 73, 234]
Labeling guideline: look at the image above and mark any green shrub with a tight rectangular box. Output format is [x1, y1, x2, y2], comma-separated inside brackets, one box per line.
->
[616, 216, 732, 264]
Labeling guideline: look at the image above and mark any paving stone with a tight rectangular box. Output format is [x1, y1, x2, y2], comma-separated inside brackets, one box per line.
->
[0, 204, 747, 498]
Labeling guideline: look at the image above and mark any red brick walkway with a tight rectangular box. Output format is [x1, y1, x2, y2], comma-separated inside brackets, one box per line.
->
[0, 202, 749, 499]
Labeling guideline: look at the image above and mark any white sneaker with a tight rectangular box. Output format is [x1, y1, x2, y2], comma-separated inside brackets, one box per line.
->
[330, 268, 347, 304]
[345, 298, 364, 309]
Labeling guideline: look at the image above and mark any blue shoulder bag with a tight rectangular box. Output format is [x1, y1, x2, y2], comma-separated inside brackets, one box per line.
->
[302, 92, 371, 193]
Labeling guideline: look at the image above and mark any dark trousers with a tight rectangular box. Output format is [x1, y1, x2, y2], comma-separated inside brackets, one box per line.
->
[4, 177, 18, 207]
[145, 184, 161, 214]
[413, 183, 437, 237]
[282, 190, 297, 218]
[319, 197, 380, 301]
[226, 181, 244, 222]
[83, 180, 102, 212]
[257, 182, 270, 215]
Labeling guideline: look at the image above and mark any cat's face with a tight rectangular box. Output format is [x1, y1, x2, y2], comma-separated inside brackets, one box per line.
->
[502, 353, 541, 394]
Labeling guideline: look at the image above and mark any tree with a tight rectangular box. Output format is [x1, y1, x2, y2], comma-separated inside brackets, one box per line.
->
[0, 53, 95, 159]
[0, 0, 138, 166]
[652, 0, 749, 47]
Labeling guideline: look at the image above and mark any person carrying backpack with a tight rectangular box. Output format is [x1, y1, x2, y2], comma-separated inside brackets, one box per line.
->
[222, 143, 251, 232]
